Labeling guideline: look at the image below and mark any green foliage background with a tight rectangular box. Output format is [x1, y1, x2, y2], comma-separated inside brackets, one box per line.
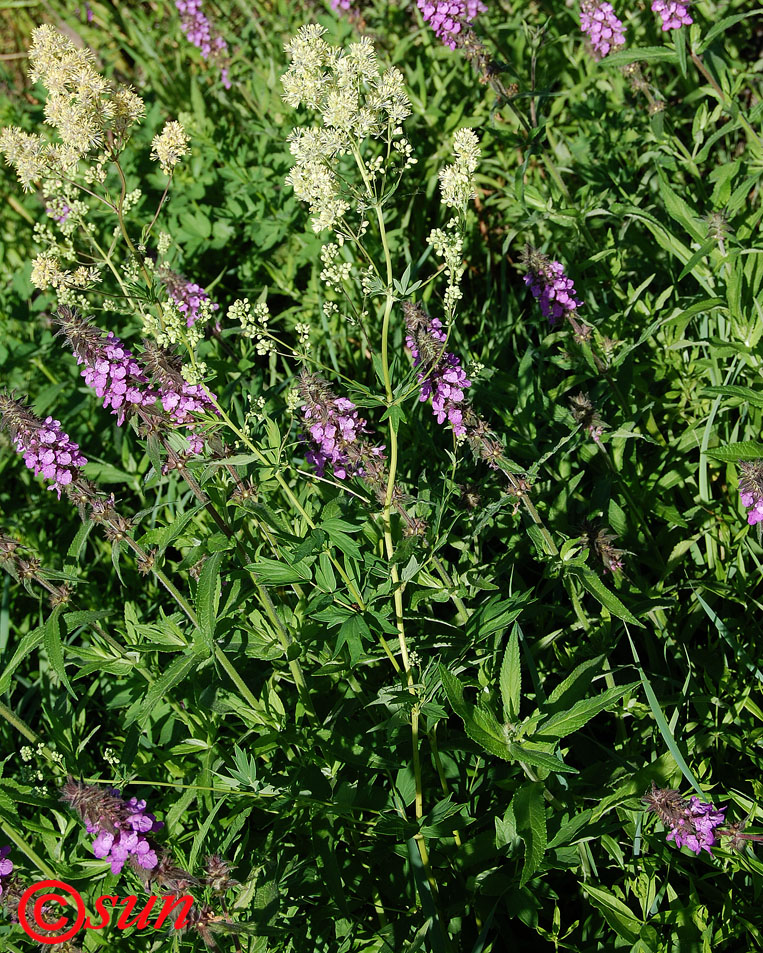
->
[1, 0, 762, 951]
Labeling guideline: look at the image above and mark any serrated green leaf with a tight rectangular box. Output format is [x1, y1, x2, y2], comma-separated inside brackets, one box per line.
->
[706, 441, 763, 462]
[580, 884, 643, 944]
[507, 742, 578, 775]
[128, 648, 204, 727]
[44, 607, 76, 700]
[703, 385, 763, 408]
[537, 682, 638, 741]
[0, 625, 44, 694]
[512, 782, 547, 886]
[697, 10, 763, 53]
[500, 625, 521, 720]
[246, 558, 312, 585]
[440, 666, 510, 760]
[569, 568, 644, 627]
[196, 551, 222, 656]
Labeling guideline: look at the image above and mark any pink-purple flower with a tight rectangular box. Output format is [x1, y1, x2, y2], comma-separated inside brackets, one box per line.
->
[643, 784, 727, 856]
[159, 266, 219, 329]
[298, 372, 385, 481]
[62, 781, 163, 876]
[56, 310, 215, 453]
[580, 2, 626, 59]
[0, 394, 87, 498]
[738, 460, 763, 525]
[0, 846, 12, 896]
[652, 0, 692, 30]
[176, 0, 231, 88]
[404, 306, 471, 436]
[667, 797, 726, 855]
[417, 0, 486, 50]
[522, 249, 582, 324]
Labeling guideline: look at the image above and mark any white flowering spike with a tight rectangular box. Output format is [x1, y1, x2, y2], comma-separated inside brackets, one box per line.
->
[151, 121, 190, 176]
[439, 128, 480, 210]
[282, 25, 413, 232]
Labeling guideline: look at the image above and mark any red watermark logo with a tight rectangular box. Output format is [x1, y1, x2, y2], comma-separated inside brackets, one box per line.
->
[18, 880, 193, 944]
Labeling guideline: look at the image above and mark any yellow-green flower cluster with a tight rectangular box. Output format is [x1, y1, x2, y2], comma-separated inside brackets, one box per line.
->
[282, 25, 413, 233]
[428, 221, 465, 315]
[30, 252, 99, 291]
[150, 121, 190, 176]
[0, 26, 144, 190]
[229, 298, 275, 356]
[320, 243, 352, 291]
[438, 128, 480, 210]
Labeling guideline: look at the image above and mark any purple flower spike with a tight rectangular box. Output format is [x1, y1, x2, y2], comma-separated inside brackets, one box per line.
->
[738, 460, 763, 525]
[0, 395, 87, 498]
[522, 249, 582, 324]
[417, 0, 486, 50]
[643, 784, 726, 856]
[580, 2, 626, 59]
[404, 305, 471, 436]
[298, 372, 385, 481]
[176, 0, 232, 88]
[652, 0, 692, 30]
[61, 781, 163, 876]
[56, 309, 158, 426]
[0, 845, 13, 896]
[159, 266, 219, 329]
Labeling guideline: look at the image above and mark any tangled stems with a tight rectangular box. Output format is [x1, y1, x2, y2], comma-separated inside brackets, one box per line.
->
[163, 447, 318, 722]
[353, 152, 450, 921]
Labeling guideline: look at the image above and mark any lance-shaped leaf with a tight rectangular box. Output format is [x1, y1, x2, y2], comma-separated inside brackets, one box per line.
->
[440, 666, 510, 760]
[500, 624, 521, 720]
[507, 742, 578, 775]
[512, 781, 547, 886]
[569, 566, 644, 627]
[535, 681, 639, 741]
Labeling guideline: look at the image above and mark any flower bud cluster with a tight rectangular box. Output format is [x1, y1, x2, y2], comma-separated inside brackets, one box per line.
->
[438, 128, 480, 210]
[229, 298, 275, 356]
[151, 120, 190, 176]
[282, 26, 412, 233]
[0, 26, 144, 190]
[427, 222, 465, 314]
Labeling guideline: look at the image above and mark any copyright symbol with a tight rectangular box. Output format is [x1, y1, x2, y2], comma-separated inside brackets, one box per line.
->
[18, 880, 86, 945]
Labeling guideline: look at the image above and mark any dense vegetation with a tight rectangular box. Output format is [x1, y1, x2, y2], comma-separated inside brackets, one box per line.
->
[0, 1, 762, 950]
